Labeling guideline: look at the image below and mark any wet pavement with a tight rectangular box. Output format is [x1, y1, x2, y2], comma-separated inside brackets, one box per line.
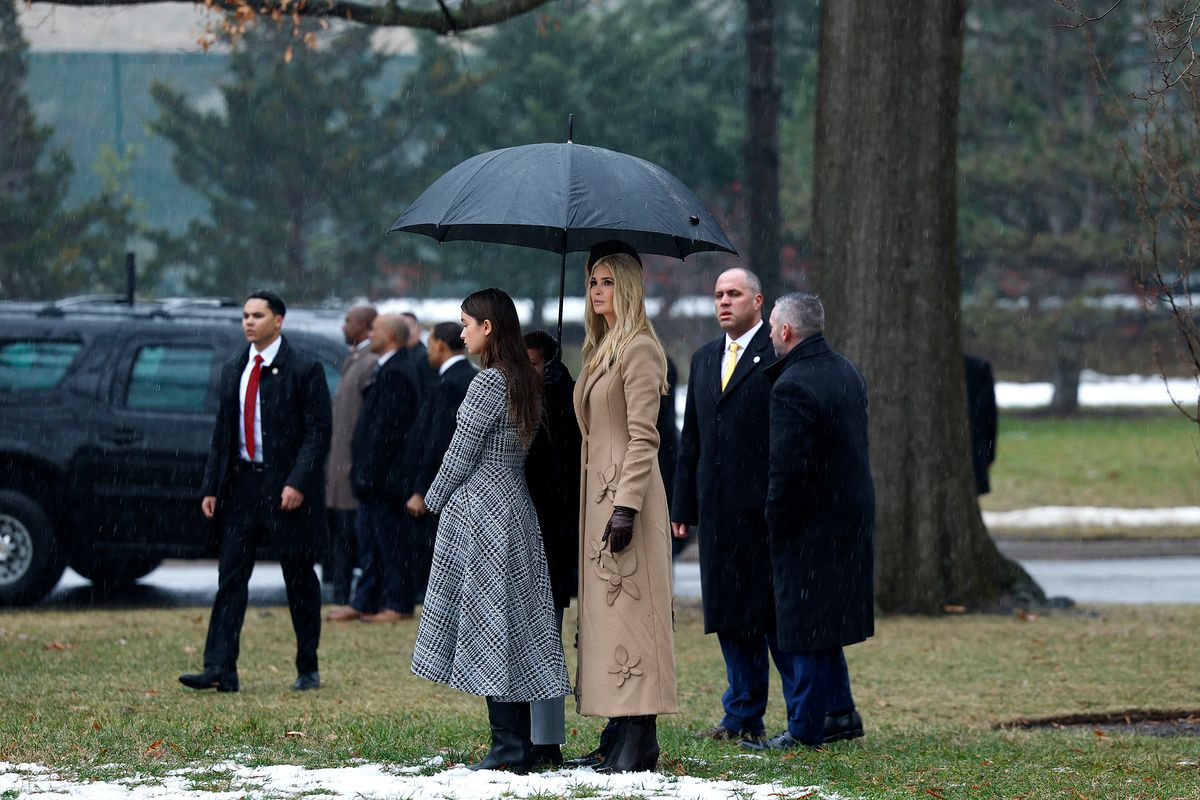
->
[33, 553, 1200, 608]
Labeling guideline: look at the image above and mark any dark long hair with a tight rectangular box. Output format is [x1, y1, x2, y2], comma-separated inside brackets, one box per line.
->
[461, 288, 541, 444]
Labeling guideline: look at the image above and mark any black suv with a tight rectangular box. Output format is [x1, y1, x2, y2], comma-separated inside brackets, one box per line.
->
[0, 298, 345, 605]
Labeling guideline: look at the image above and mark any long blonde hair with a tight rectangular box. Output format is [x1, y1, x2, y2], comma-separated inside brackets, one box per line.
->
[581, 253, 669, 395]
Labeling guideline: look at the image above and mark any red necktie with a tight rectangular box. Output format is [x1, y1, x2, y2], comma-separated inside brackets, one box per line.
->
[244, 354, 263, 460]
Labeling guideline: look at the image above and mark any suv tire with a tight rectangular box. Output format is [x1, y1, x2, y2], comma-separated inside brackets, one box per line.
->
[0, 489, 66, 606]
[70, 552, 164, 590]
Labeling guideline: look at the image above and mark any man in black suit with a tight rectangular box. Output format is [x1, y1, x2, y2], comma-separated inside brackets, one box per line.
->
[404, 321, 477, 585]
[963, 354, 998, 495]
[743, 292, 874, 751]
[671, 268, 781, 743]
[328, 315, 420, 623]
[181, 290, 331, 693]
[401, 311, 435, 402]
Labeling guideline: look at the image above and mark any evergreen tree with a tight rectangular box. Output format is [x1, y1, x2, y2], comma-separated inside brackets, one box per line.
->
[150, 22, 417, 302]
[958, 1, 1133, 412]
[0, 0, 135, 299]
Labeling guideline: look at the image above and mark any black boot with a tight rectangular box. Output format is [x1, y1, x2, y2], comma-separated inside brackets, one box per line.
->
[529, 744, 563, 769]
[564, 718, 619, 768]
[470, 699, 532, 773]
[595, 716, 659, 774]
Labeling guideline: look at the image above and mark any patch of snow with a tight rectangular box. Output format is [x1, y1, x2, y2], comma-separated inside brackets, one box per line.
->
[984, 507, 1200, 529]
[997, 370, 1200, 409]
[0, 761, 832, 800]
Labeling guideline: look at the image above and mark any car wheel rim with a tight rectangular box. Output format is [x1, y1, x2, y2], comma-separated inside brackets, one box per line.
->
[0, 513, 33, 586]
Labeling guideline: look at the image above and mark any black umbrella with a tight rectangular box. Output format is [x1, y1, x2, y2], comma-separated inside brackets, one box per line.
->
[388, 124, 737, 344]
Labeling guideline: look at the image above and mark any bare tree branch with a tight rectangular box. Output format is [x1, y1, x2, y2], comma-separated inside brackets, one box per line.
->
[24, 0, 554, 32]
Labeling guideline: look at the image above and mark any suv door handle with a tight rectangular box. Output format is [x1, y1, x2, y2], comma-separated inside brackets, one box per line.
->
[103, 426, 143, 445]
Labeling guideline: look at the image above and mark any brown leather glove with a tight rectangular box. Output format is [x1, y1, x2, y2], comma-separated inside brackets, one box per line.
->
[602, 506, 637, 553]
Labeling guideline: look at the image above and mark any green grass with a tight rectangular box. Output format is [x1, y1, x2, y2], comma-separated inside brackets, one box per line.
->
[982, 413, 1200, 536]
[3, 602, 1200, 798]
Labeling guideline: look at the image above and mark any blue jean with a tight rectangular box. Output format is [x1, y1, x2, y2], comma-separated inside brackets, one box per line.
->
[351, 500, 413, 614]
[718, 632, 855, 744]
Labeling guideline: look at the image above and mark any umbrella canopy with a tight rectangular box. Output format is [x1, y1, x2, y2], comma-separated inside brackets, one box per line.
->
[388, 142, 737, 259]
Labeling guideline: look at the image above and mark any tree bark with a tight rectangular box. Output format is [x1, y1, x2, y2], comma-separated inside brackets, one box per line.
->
[745, 0, 781, 301]
[811, 0, 1042, 613]
[27, 0, 553, 31]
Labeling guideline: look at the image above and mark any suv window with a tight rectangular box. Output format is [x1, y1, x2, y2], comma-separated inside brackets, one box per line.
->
[0, 340, 82, 390]
[126, 345, 214, 413]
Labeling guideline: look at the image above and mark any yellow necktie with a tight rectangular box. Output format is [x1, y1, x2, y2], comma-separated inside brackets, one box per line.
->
[721, 342, 740, 391]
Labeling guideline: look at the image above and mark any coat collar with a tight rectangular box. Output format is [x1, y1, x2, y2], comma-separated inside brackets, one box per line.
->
[718, 322, 774, 402]
[577, 352, 611, 417]
[233, 335, 290, 370]
[764, 333, 830, 382]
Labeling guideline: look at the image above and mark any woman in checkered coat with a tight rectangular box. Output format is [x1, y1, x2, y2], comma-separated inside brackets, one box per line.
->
[411, 288, 570, 772]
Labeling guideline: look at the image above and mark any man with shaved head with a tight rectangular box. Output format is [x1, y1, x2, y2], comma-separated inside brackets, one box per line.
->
[324, 304, 378, 607]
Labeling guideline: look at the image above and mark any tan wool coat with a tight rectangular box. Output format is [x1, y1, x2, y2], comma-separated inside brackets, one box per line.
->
[325, 344, 378, 510]
[573, 333, 678, 717]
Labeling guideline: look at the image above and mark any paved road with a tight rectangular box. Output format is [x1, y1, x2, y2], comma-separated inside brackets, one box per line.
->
[36, 554, 1200, 608]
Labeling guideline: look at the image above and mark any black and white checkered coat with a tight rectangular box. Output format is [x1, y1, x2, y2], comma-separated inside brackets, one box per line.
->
[411, 368, 571, 701]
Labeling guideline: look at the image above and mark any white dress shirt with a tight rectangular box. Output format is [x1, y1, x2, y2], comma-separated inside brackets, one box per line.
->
[238, 336, 282, 462]
[375, 348, 400, 370]
[439, 354, 468, 376]
[721, 319, 764, 384]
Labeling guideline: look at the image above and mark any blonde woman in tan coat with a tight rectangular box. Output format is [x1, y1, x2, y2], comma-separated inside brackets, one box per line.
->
[570, 243, 678, 774]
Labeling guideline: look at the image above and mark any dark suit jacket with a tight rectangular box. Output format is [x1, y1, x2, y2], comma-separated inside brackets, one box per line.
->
[408, 358, 478, 497]
[350, 353, 419, 503]
[201, 335, 332, 554]
[672, 323, 777, 634]
[525, 359, 581, 609]
[407, 342, 435, 405]
[964, 354, 997, 495]
[764, 334, 874, 651]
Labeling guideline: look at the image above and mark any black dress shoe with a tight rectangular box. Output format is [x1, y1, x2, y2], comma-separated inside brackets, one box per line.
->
[292, 671, 320, 691]
[739, 730, 820, 752]
[694, 723, 766, 742]
[824, 710, 864, 743]
[179, 668, 239, 693]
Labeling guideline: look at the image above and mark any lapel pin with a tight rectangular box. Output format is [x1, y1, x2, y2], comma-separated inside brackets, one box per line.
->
[272, 367, 279, 375]
[753, 356, 761, 364]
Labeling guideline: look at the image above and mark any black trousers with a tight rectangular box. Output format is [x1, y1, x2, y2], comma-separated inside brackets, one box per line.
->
[324, 508, 358, 605]
[351, 499, 413, 614]
[203, 467, 321, 675]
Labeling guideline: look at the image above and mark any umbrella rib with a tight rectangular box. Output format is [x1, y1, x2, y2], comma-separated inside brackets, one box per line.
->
[435, 148, 516, 233]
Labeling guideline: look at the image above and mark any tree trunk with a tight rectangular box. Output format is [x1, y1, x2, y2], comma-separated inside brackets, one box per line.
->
[811, 0, 1042, 613]
[745, 0, 781, 301]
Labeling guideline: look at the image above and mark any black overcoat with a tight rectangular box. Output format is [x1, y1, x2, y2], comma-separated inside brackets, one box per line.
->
[350, 354, 419, 502]
[408, 358, 478, 497]
[764, 334, 874, 652]
[525, 359, 581, 609]
[407, 357, 477, 582]
[672, 323, 777, 634]
[201, 336, 332, 555]
[963, 354, 997, 496]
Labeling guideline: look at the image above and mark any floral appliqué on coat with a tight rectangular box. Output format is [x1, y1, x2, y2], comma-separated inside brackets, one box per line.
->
[592, 543, 639, 606]
[594, 463, 618, 504]
[608, 644, 643, 688]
